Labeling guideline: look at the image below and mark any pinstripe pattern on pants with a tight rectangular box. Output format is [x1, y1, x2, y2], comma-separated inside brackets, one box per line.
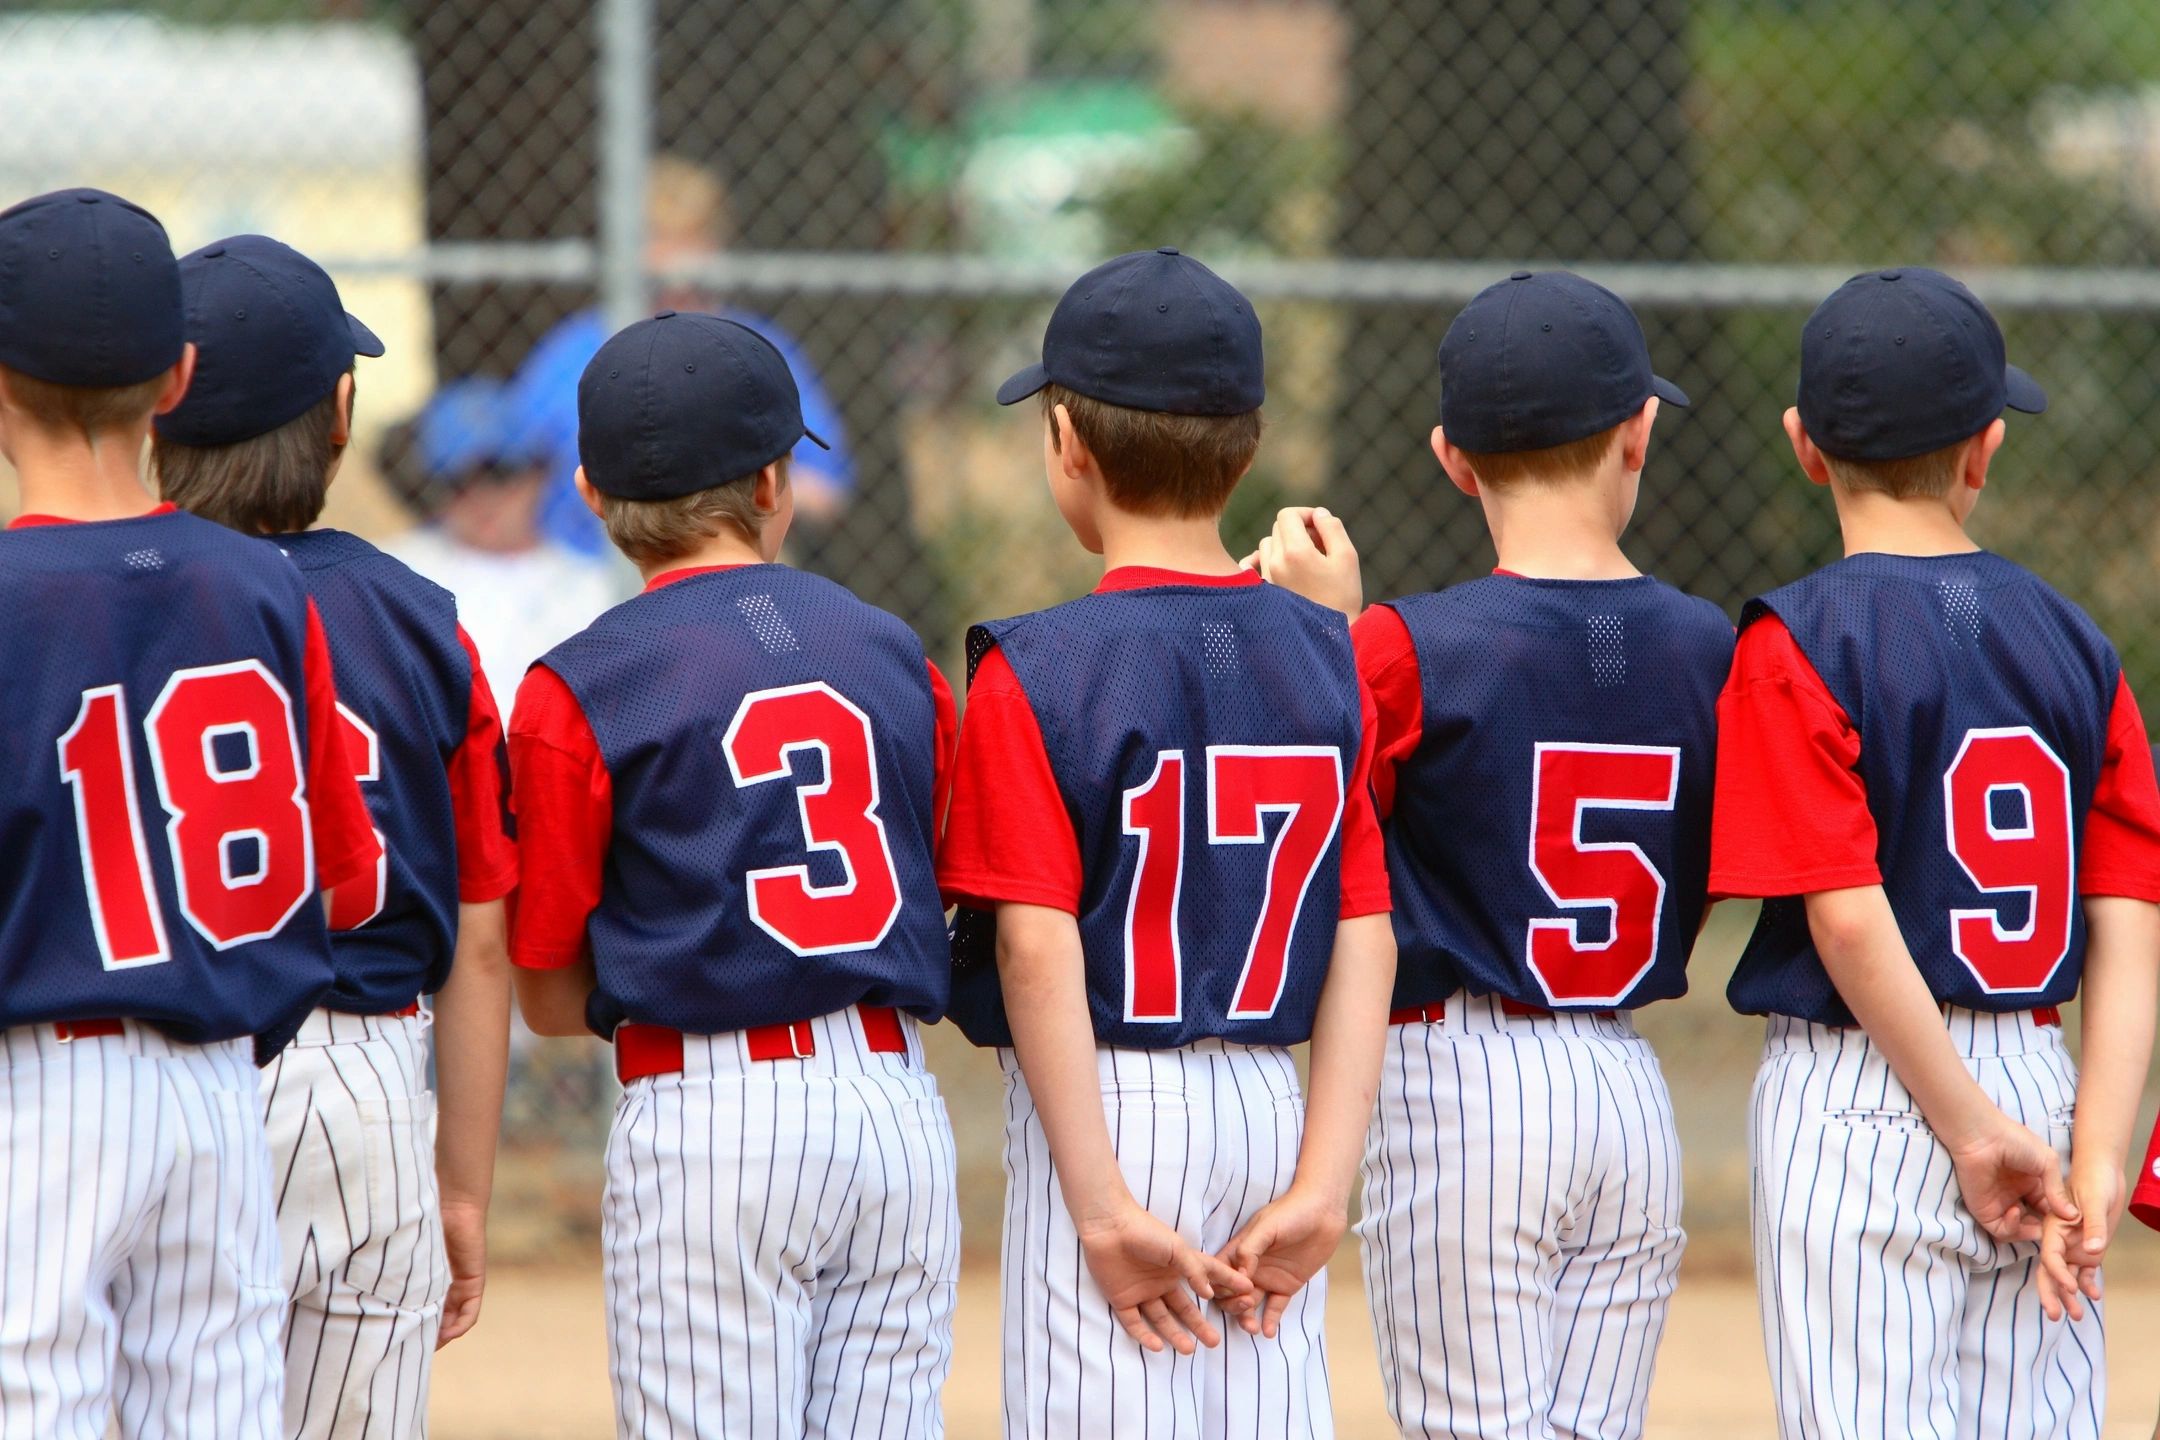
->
[261, 1007, 449, 1440]
[602, 1006, 960, 1440]
[997, 1041, 1331, 1440]
[1750, 1008, 2101, 1440]
[0, 1024, 283, 1440]
[1358, 991, 1686, 1440]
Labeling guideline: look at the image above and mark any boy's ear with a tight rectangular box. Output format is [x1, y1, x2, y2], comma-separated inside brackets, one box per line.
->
[1781, 407, 1835, 489]
[1432, 425, 1480, 499]
[329, 373, 356, 449]
[752, 460, 785, 514]
[573, 466, 606, 519]
[1619, 397, 1660, 473]
[1052, 403, 1091, 480]
[151, 343, 198, 418]
[1963, 418, 2007, 492]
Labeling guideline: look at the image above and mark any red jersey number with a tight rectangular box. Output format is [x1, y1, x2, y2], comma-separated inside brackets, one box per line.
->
[1525, 743, 1681, 1006]
[59, 662, 315, 968]
[1122, 745, 1345, 1023]
[324, 703, 388, 931]
[1943, 727, 2075, 993]
[724, 682, 903, 957]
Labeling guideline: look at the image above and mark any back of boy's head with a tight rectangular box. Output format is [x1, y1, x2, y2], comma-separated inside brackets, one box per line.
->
[576, 311, 826, 566]
[152, 235, 385, 534]
[0, 187, 184, 435]
[1795, 267, 2045, 501]
[997, 247, 1264, 518]
[1437, 270, 1688, 487]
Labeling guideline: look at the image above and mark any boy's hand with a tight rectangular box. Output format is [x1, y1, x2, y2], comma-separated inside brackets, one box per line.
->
[436, 1198, 488, 1346]
[1076, 1202, 1252, 1356]
[2036, 1162, 2125, 1323]
[1942, 1107, 2078, 1243]
[1243, 507, 1363, 620]
[1219, 1185, 1348, 1339]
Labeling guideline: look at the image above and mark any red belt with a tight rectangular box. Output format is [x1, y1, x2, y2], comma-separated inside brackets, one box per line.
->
[616, 1005, 908, 1084]
[1388, 997, 1617, 1026]
[52, 1018, 124, 1042]
[389, 1001, 421, 1018]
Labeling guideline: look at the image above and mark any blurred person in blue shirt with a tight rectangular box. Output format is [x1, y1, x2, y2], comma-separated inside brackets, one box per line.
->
[508, 155, 855, 556]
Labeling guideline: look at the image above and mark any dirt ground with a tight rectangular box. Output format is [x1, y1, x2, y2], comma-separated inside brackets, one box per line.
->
[431, 1249, 2160, 1439]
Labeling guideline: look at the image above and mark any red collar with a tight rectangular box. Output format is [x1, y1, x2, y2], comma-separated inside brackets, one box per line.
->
[9, 501, 177, 531]
[644, 562, 758, 592]
[1094, 566, 1262, 595]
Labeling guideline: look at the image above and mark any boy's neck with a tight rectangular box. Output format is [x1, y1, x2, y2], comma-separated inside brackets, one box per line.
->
[10, 423, 160, 522]
[1830, 486, 1979, 559]
[1095, 508, 1241, 578]
[1479, 481, 1638, 581]
[635, 529, 769, 585]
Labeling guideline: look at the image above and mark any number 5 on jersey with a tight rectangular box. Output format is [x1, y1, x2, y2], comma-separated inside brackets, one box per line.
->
[1525, 742, 1681, 1007]
[1122, 746, 1345, 1023]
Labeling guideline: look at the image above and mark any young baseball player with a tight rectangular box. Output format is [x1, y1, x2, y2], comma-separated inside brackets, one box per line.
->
[1711, 268, 2160, 1440]
[0, 189, 379, 1438]
[939, 246, 1395, 1438]
[507, 312, 961, 1439]
[1250, 270, 1731, 1440]
[150, 235, 520, 1439]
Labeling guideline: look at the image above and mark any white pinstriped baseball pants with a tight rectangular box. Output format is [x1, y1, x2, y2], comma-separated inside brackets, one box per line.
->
[1751, 1008, 2102, 1440]
[261, 1008, 448, 1440]
[603, 1008, 959, 1440]
[997, 1040, 1331, 1440]
[1358, 992, 1685, 1440]
[0, 1023, 284, 1440]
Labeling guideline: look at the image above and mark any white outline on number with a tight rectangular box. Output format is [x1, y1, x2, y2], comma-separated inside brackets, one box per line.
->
[1121, 749, 1187, 1024]
[723, 681, 902, 957]
[1207, 745, 1344, 1021]
[144, 659, 316, 952]
[1943, 725, 2074, 995]
[57, 684, 172, 970]
[1523, 741, 1681, 1008]
[332, 701, 388, 928]
[199, 720, 260, 781]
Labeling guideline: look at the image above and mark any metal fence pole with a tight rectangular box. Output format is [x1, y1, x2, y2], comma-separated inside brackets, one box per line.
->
[596, 0, 653, 332]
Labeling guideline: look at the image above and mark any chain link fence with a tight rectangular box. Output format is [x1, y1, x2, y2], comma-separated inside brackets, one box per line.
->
[9, 0, 2160, 1253]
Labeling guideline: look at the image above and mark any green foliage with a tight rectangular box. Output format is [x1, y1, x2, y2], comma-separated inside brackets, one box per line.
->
[1093, 108, 1337, 258]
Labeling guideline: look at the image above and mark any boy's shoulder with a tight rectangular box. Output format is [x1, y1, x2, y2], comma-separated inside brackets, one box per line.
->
[1744, 550, 2103, 645]
[553, 562, 921, 672]
[1, 506, 301, 589]
[1387, 572, 1731, 649]
[979, 574, 1345, 641]
[280, 527, 455, 606]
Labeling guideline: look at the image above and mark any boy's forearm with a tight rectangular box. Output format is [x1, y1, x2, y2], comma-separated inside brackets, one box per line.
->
[996, 902, 1133, 1227]
[512, 957, 599, 1038]
[1806, 885, 2000, 1140]
[2072, 896, 2160, 1177]
[1291, 913, 1395, 1212]
[433, 899, 512, 1211]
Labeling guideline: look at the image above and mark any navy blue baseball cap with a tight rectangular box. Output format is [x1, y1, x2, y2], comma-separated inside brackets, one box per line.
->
[0, 187, 184, 387]
[156, 235, 383, 446]
[995, 247, 1263, 415]
[577, 311, 827, 501]
[1797, 268, 2045, 462]
[1437, 271, 1688, 454]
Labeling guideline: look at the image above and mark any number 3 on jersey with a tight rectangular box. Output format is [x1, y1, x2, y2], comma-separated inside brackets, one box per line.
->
[58, 662, 314, 969]
[1122, 746, 1345, 1023]
[1525, 742, 1681, 1006]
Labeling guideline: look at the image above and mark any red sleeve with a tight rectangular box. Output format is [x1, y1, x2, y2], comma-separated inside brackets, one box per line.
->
[2076, 675, 2160, 900]
[302, 600, 383, 894]
[448, 626, 519, 903]
[507, 664, 611, 969]
[927, 658, 958, 854]
[2131, 1112, 2160, 1232]
[1708, 615, 1882, 898]
[1338, 674, 1392, 918]
[935, 644, 1084, 913]
[1351, 604, 1425, 821]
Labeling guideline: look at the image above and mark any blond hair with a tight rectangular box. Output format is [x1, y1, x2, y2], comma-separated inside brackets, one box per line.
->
[1457, 422, 1625, 488]
[0, 364, 167, 438]
[1042, 383, 1261, 519]
[1822, 438, 1971, 501]
[596, 457, 783, 568]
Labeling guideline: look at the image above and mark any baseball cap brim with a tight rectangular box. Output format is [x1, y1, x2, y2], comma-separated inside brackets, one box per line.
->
[995, 361, 1050, 406]
[347, 313, 386, 359]
[2004, 364, 2046, 415]
[801, 426, 831, 451]
[1651, 374, 1690, 409]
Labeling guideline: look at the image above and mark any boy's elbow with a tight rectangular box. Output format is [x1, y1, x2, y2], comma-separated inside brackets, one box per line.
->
[512, 970, 593, 1037]
[1801, 885, 1885, 960]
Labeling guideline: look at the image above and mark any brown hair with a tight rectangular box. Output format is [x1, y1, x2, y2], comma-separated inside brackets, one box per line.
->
[1821, 437, 1970, 501]
[595, 457, 784, 568]
[1457, 422, 1624, 488]
[1041, 383, 1261, 519]
[0, 364, 169, 438]
[153, 385, 346, 534]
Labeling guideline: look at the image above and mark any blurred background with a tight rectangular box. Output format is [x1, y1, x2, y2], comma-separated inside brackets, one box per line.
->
[8, 0, 2160, 1434]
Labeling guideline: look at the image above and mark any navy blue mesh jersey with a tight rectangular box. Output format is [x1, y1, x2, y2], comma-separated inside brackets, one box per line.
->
[0, 510, 337, 1042]
[540, 565, 949, 1036]
[1384, 575, 1732, 1013]
[949, 582, 1365, 1050]
[1727, 552, 2123, 1024]
[279, 528, 497, 1013]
